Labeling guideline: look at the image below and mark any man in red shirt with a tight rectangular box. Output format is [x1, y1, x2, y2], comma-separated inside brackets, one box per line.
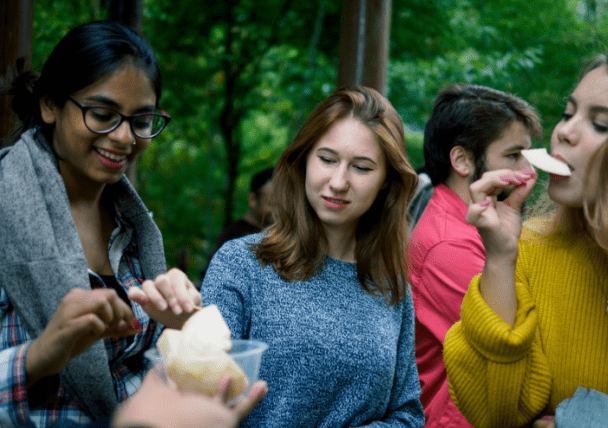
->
[408, 84, 541, 427]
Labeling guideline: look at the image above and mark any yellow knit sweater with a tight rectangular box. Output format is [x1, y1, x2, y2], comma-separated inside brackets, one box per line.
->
[443, 223, 608, 428]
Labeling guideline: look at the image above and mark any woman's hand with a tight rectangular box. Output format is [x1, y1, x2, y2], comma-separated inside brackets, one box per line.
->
[111, 369, 268, 428]
[466, 169, 537, 327]
[466, 169, 537, 261]
[25, 288, 139, 387]
[128, 268, 202, 329]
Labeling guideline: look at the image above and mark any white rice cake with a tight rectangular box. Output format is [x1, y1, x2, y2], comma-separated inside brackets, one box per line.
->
[521, 148, 571, 176]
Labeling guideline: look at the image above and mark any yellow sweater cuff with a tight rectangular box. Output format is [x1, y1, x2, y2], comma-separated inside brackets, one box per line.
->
[460, 273, 537, 363]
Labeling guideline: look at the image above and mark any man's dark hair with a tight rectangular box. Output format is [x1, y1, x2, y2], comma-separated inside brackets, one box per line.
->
[423, 84, 541, 186]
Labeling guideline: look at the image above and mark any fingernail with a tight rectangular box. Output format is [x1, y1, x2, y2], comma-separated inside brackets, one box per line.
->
[132, 319, 141, 330]
[499, 176, 515, 184]
[480, 199, 491, 207]
[522, 169, 536, 176]
[514, 175, 528, 181]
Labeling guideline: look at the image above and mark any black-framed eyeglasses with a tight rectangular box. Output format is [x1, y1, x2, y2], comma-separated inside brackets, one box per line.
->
[66, 95, 171, 139]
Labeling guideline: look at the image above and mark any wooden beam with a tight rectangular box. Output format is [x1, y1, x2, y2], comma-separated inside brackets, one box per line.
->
[337, 0, 391, 96]
[108, 0, 143, 32]
[0, 0, 33, 147]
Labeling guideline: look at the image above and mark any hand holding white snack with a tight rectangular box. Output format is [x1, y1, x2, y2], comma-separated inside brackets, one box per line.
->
[157, 305, 249, 401]
[521, 148, 571, 176]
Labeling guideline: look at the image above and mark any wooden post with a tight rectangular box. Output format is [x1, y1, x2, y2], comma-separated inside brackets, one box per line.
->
[337, 0, 391, 96]
[0, 0, 33, 147]
[108, 0, 143, 32]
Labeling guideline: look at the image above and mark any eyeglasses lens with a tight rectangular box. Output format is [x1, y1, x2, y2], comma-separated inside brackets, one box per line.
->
[84, 108, 167, 138]
[85, 108, 121, 133]
[133, 115, 166, 137]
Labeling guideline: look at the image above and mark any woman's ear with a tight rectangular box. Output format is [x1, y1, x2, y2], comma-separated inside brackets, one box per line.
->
[39, 96, 58, 125]
[449, 145, 474, 177]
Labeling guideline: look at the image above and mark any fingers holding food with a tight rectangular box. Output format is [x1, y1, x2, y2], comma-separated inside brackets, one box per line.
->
[129, 269, 202, 329]
[25, 288, 137, 386]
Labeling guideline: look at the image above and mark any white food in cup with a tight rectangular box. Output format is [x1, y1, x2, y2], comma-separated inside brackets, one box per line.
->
[521, 148, 571, 176]
[157, 305, 249, 401]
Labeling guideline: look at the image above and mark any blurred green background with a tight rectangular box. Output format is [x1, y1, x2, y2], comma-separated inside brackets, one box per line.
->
[30, 0, 608, 278]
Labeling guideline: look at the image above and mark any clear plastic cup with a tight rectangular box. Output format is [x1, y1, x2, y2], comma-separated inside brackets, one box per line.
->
[144, 339, 268, 403]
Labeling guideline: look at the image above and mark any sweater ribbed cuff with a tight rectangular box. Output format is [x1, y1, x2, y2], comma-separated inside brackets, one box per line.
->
[460, 274, 537, 363]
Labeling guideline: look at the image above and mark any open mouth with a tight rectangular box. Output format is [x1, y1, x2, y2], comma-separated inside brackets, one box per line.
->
[95, 148, 127, 169]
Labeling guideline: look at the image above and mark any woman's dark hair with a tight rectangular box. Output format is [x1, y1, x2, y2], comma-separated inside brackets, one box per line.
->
[5, 20, 161, 142]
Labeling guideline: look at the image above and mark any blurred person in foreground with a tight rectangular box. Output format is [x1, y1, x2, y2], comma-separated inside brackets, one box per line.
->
[408, 83, 541, 428]
[33, 370, 266, 428]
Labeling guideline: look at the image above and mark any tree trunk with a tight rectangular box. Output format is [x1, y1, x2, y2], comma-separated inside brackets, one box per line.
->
[220, 0, 239, 227]
[337, 0, 391, 96]
[108, 0, 143, 32]
[0, 0, 33, 147]
[586, 0, 597, 22]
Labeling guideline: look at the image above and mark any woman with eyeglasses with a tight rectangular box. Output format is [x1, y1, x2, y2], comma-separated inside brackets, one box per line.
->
[0, 21, 265, 427]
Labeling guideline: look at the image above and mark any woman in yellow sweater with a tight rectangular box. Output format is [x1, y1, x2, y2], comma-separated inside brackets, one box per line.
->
[443, 55, 608, 427]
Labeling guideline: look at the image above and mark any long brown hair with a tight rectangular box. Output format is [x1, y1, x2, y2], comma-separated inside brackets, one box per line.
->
[252, 86, 418, 305]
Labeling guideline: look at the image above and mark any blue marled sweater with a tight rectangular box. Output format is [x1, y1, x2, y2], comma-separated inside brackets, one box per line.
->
[202, 234, 424, 428]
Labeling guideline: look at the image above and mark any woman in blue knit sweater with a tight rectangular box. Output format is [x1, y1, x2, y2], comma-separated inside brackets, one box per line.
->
[202, 86, 425, 427]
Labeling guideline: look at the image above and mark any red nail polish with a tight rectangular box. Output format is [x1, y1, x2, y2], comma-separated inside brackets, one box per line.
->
[132, 318, 141, 330]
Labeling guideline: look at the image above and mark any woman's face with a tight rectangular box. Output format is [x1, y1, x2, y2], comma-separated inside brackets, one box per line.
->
[40, 63, 157, 191]
[549, 66, 608, 207]
[305, 117, 387, 236]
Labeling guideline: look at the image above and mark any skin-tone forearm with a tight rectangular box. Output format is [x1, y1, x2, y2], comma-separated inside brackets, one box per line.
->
[479, 255, 518, 328]
[25, 343, 46, 388]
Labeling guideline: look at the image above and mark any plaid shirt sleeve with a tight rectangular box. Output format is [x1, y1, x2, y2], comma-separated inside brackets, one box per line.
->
[0, 289, 34, 426]
[0, 207, 163, 427]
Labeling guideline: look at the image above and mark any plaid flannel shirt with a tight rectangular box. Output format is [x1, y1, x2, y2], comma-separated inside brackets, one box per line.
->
[0, 207, 163, 427]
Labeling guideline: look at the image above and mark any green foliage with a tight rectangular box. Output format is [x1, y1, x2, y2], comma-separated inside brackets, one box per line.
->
[32, 1, 97, 70]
